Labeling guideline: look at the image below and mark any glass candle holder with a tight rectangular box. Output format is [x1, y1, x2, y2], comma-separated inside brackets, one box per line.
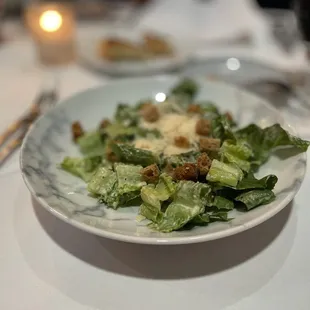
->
[25, 2, 76, 66]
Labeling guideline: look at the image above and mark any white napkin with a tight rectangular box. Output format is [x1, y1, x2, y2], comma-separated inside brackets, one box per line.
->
[138, 0, 250, 42]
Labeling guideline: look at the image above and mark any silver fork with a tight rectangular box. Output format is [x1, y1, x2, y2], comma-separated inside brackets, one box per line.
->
[0, 85, 58, 167]
[243, 77, 310, 108]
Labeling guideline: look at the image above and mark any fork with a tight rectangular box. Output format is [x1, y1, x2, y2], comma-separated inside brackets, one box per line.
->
[0, 86, 58, 167]
[243, 77, 310, 108]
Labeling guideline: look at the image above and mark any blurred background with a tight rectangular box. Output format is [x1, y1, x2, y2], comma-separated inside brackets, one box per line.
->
[1, 0, 310, 160]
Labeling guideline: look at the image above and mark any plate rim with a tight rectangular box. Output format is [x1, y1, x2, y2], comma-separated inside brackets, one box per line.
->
[20, 76, 307, 245]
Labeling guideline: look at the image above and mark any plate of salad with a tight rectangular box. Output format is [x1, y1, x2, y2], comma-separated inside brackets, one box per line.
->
[20, 76, 309, 244]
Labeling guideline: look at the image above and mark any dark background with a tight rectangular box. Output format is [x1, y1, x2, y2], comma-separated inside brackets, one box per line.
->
[256, 0, 292, 9]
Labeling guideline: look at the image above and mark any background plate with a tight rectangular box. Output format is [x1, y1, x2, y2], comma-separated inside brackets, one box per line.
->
[78, 29, 190, 76]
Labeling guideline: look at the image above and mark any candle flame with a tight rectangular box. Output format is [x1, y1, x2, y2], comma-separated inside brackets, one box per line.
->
[39, 10, 63, 33]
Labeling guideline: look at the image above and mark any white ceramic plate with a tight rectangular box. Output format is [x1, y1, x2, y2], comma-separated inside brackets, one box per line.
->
[20, 76, 307, 245]
[78, 30, 190, 76]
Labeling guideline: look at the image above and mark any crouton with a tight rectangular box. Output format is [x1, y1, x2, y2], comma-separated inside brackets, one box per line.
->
[199, 137, 221, 152]
[140, 104, 160, 123]
[141, 164, 160, 184]
[195, 119, 211, 136]
[197, 153, 212, 176]
[99, 119, 111, 129]
[225, 111, 233, 122]
[173, 163, 198, 181]
[71, 121, 84, 142]
[174, 136, 190, 148]
[106, 145, 117, 162]
[187, 104, 202, 114]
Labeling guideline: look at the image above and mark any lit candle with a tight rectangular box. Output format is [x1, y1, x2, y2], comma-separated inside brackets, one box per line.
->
[39, 10, 63, 33]
[25, 3, 76, 65]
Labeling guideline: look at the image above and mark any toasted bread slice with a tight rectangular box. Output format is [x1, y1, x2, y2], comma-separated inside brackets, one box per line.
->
[98, 38, 150, 61]
[143, 33, 174, 56]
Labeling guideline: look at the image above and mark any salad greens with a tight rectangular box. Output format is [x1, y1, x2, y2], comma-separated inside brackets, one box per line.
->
[59, 78, 310, 233]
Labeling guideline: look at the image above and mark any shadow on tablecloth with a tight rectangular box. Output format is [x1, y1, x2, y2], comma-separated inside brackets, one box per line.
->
[31, 196, 295, 280]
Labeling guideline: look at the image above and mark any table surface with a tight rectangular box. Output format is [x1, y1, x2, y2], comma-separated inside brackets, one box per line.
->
[1, 1, 310, 309]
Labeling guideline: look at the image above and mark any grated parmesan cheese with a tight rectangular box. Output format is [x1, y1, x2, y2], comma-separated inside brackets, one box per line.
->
[135, 113, 200, 156]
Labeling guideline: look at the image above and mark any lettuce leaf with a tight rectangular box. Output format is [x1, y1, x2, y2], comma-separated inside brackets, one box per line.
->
[61, 156, 102, 182]
[187, 210, 231, 228]
[153, 181, 211, 232]
[155, 173, 177, 200]
[235, 189, 275, 210]
[187, 214, 211, 227]
[237, 173, 278, 190]
[77, 131, 106, 156]
[211, 196, 234, 211]
[140, 174, 176, 223]
[211, 115, 235, 142]
[207, 159, 243, 187]
[170, 78, 198, 100]
[87, 166, 117, 197]
[220, 140, 253, 172]
[210, 211, 230, 222]
[163, 151, 200, 168]
[140, 186, 163, 222]
[114, 163, 146, 194]
[114, 103, 139, 126]
[236, 124, 310, 168]
[105, 122, 137, 139]
[111, 143, 159, 167]
[198, 101, 219, 115]
[88, 164, 145, 209]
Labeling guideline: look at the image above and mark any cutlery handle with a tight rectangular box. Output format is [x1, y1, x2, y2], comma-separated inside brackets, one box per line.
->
[0, 126, 29, 167]
[0, 105, 40, 148]
[0, 90, 49, 148]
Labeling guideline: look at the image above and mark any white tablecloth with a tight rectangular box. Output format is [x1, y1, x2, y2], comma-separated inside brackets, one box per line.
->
[1, 1, 310, 309]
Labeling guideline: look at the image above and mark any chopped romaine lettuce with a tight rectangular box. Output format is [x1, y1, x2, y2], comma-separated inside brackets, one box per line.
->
[211, 196, 234, 211]
[170, 78, 198, 100]
[188, 210, 230, 228]
[111, 143, 159, 167]
[199, 101, 219, 115]
[207, 159, 243, 187]
[105, 122, 137, 139]
[87, 166, 116, 197]
[114, 163, 146, 194]
[114, 103, 139, 126]
[105, 124, 161, 142]
[155, 173, 176, 200]
[140, 186, 163, 223]
[88, 164, 144, 209]
[77, 131, 106, 156]
[61, 156, 102, 182]
[139, 174, 176, 222]
[164, 151, 200, 168]
[211, 115, 235, 142]
[220, 140, 253, 172]
[190, 214, 211, 226]
[237, 173, 278, 190]
[153, 181, 211, 232]
[236, 124, 310, 169]
[235, 189, 275, 210]
[209, 211, 230, 222]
